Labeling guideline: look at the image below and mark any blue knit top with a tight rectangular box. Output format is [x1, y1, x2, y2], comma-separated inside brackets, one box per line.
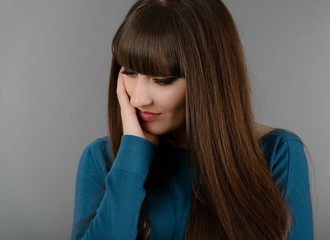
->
[71, 129, 313, 239]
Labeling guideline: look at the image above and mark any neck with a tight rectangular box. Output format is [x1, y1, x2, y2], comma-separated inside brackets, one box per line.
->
[163, 127, 187, 149]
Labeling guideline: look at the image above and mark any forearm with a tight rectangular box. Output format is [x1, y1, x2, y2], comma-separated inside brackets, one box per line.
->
[71, 135, 156, 240]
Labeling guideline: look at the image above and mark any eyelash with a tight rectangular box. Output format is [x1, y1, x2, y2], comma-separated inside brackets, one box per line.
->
[121, 68, 178, 86]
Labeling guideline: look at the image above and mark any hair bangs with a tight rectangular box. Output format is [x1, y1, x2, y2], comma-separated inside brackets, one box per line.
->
[113, 3, 183, 78]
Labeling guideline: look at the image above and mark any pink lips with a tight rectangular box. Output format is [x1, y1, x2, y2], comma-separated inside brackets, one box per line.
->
[137, 110, 161, 121]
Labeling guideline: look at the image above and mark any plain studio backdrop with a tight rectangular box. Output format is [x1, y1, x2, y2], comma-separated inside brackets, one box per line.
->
[0, 0, 329, 239]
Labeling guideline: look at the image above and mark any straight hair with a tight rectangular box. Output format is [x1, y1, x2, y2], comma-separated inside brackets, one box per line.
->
[108, 0, 291, 239]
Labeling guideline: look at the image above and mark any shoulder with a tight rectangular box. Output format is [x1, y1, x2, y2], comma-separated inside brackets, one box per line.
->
[82, 136, 112, 159]
[259, 128, 304, 157]
[260, 128, 303, 145]
[259, 129, 309, 193]
[259, 128, 305, 167]
[77, 136, 113, 179]
[254, 124, 305, 163]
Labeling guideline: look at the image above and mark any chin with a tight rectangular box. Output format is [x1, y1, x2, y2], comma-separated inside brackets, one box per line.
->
[142, 126, 168, 136]
[140, 122, 171, 136]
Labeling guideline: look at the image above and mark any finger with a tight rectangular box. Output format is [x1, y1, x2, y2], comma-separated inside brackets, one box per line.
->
[117, 69, 136, 116]
[116, 68, 140, 135]
[116, 69, 130, 106]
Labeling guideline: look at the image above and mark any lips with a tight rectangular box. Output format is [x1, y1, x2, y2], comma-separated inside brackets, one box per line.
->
[137, 109, 161, 122]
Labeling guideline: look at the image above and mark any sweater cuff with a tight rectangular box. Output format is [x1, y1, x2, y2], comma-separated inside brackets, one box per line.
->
[111, 135, 157, 179]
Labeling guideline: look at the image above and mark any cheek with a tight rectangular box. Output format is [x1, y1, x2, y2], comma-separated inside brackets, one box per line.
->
[157, 87, 186, 112]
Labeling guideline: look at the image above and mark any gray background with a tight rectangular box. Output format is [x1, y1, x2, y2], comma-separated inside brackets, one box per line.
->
[0, 0, 329, 239]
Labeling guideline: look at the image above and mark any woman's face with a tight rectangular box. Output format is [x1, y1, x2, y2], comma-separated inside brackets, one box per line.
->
[121, 67, 186, 137]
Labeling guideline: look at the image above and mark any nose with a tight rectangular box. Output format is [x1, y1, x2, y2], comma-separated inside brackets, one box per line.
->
[129, 74, 153, 108]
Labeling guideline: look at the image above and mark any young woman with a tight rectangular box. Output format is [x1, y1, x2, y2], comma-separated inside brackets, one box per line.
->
[71, 0, 313, 239]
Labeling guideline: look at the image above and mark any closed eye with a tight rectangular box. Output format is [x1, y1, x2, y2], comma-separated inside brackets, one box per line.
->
[153, 77, 179, 86]
[121, 67, 179, 86]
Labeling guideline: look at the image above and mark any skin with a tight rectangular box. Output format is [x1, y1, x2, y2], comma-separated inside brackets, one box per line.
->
[253, 123, 275, 140]
[117, 67, 274, 148]
[116, 67, 186, 147]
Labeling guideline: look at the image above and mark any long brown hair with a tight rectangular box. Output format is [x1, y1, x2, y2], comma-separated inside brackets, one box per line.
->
[108, 0, 291, 239]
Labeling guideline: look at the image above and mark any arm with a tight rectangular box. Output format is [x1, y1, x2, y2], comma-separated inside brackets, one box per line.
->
[271, 138, 314, 240]
[71, 135, 156, 240]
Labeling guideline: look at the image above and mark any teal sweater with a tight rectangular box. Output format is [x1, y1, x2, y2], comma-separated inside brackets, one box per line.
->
[71, 129, 313, 239]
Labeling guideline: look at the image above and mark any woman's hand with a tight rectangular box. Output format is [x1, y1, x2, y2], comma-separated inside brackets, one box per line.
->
[116, 68, 160, 147]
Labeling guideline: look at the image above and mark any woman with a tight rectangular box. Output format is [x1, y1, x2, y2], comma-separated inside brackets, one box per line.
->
[71, 0, 313, 239]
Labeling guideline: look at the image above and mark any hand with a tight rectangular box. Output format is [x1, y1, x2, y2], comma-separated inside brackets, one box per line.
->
[116, 68, 160, 147]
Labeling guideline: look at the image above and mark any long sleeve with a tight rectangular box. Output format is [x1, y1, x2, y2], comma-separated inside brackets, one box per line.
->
[266, 135, 314, 239]
[71, 135, 157, 240]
